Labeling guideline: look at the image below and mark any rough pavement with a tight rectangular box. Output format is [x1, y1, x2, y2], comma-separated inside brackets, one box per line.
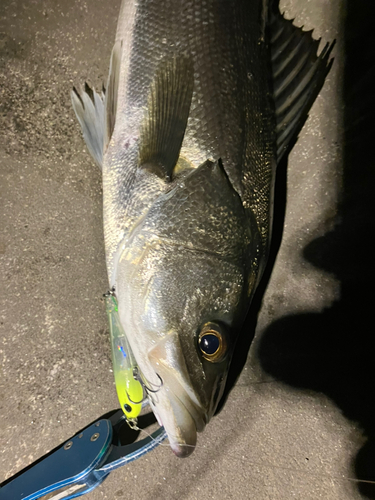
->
[1, 0, 374, 499]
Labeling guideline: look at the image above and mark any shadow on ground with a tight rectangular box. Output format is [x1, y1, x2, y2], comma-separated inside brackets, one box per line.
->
[256, 0, 375, 497]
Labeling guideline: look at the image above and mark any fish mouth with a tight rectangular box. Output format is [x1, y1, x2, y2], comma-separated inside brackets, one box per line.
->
[160, 382, 206, 458]
[147, 332, 208, 457]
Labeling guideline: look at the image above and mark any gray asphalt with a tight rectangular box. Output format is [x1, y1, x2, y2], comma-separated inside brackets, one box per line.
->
[0, 0, 371, 499]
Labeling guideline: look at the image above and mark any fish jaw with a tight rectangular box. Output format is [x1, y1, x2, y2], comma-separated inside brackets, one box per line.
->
[147, 331, 209, 457]
[149, 382, 199, 458]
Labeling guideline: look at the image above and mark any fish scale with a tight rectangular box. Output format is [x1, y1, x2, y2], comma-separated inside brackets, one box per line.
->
[104, 0, 275, 281]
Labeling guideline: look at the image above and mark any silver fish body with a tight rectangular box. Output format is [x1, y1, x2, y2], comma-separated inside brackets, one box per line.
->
[72, 0, 334, 456]
[105, 0, 274, 270]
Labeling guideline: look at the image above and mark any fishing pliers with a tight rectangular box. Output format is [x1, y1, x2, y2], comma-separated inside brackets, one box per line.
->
[0, 410, 166, 500]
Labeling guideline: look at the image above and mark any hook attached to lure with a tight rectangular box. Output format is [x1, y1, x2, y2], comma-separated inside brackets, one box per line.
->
[132, 367, 163, 395]
[104, 288, 144, 420]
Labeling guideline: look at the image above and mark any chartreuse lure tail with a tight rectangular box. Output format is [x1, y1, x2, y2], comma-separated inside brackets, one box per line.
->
[105, 294, 143, 419]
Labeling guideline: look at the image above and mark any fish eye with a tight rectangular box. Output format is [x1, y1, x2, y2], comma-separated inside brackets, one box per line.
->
[198, 322, 227, 362]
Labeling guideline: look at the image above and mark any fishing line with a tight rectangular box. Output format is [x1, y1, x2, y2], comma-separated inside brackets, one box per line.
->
[134, 424, 375, 487]
[129, 379, 375, 489]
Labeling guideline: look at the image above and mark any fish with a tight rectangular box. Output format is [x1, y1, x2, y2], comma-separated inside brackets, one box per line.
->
[71, 0, 334, 457]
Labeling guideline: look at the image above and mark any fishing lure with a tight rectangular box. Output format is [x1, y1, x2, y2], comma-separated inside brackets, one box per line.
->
[105, 291, 143, 420]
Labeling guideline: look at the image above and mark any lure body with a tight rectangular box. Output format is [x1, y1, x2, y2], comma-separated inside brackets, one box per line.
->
[105, 294, 143, 419]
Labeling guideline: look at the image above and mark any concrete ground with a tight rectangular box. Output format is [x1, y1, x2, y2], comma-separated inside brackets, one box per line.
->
[1, 0, 374, 499]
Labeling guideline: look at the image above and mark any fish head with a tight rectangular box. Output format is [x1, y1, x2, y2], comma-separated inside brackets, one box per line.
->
[117, 248, 252, 457]
[115, 160, 262, 456]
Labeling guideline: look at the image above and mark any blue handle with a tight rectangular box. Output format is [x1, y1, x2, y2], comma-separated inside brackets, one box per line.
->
[0, 416, 167, 500]
[0, 420, 112, 500]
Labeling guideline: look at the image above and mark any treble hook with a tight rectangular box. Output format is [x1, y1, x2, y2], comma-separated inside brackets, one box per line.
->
[133, 367, 163, 394]
[125, 369, 163, 408]
[126, 390, 147, 405]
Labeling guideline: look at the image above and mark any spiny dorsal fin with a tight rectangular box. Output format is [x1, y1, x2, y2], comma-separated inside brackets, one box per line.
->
[105, 40, 122, 150]
[269, 3, 335, 162]
[71, 83, 105, 170]
[139, 55, 194, 181]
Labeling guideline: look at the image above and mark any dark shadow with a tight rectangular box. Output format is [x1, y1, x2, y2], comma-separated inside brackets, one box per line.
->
[257, 0, 375, 497]
[216, 150, 289, 413]
[217, 0, 339, 413]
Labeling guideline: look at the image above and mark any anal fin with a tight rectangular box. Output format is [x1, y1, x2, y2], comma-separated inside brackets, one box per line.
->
[269, 2, 335, 162]
[138, 55, 194, 182]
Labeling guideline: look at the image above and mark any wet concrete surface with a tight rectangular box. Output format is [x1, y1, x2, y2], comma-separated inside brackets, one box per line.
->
[1, 0, 374, 498]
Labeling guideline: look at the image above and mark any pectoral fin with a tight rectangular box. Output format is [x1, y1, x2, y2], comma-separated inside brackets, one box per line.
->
[138, 55, 194, 181]
[105, 40, 122, 150]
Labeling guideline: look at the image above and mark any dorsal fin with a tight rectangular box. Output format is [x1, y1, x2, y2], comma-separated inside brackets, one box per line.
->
[138, 55, 194, 182]
[71, 83, 105, 169]
[105, 40, 122, 150]
[269, 3, 335, 162]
